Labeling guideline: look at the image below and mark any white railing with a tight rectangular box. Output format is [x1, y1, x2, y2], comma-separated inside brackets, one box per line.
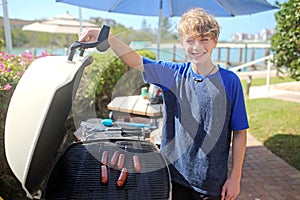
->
[230, 54, 274, 89]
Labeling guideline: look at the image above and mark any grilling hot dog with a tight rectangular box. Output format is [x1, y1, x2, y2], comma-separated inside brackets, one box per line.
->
[101, 151, 108, 165]
[117, 153, 125, 170]
[133, 155, 141, 172]
[116, 167, 128, 187]
[101, 165, 108, 184]
[110, 151, 120, 167]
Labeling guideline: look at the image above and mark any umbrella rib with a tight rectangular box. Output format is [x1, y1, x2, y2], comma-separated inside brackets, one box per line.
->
[110, 0, 123, 12]
[214, 0, 235, 16]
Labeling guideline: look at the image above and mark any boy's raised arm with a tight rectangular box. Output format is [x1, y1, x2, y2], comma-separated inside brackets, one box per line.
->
[78, 28, 144, 71]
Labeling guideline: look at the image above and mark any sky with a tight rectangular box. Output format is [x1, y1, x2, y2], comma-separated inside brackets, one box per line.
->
[1, 0, 286, 41]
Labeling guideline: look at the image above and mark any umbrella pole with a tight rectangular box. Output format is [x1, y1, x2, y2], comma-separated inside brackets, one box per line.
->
[1, 0, 13, 53]
[79, 7, 83, 32]
[156, 0, 163, 60]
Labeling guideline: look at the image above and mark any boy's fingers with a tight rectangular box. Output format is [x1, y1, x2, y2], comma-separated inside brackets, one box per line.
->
[78, 31, 86, 41]
[221, 186, 226, 200]
[78, 28, 91, 42]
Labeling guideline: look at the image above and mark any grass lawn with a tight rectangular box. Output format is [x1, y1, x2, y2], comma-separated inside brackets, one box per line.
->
[245, 98, 300, 171]
[241, 76, 295, 88]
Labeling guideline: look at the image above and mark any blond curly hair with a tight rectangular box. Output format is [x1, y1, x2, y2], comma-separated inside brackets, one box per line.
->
[178, 8, 220, 39]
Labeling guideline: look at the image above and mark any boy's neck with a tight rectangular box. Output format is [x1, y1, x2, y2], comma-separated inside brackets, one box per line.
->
[191, 60, 216, 76]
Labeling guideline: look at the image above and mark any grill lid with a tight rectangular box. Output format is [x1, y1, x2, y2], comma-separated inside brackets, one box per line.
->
[5, 55, 93, 199]
[5, 25, 110, 199]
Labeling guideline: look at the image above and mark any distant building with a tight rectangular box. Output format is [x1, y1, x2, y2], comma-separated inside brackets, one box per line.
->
[259, 28, 276, 41]
[0, 17, 33, 29]
[103, 18, 116, 26]
[0, 16, 115, 30]
[231, 28, 276, 42]
[89, 17, 116, 26]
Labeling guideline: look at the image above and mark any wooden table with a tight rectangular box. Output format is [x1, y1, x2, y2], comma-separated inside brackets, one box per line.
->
[107, 95, 163, 124]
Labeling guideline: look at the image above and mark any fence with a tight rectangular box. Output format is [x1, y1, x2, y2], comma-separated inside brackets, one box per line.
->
[131, 42, 271, 69]
[230, 54, 274, 95]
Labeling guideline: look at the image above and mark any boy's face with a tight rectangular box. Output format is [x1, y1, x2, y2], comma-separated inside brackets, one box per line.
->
[181, 35, 218, 65]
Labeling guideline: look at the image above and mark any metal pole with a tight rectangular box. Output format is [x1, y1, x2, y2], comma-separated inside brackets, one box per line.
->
[246, 75, 252, 96]
[243, 43, 248, 64]
[266, 57, 271, 97]
[79, 6, 83, 32]
[156, 0, 163, 60]
[2, 0, 13, 53]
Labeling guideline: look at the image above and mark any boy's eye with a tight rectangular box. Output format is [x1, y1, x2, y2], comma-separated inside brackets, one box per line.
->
[200, 38, 210, 42]
[186, 38, 194, 43]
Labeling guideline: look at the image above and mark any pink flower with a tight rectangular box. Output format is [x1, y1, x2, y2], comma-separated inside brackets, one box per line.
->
[3, 83, 11, 91]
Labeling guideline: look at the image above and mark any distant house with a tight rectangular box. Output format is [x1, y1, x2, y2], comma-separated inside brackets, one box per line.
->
[231, 32, 255, 41]
[103, 18, 116, 26]
[89, 17, 116, 26]
[0, 17, 33, 29]
[231, 28, 275, 42]
[259, 28, 276, 41]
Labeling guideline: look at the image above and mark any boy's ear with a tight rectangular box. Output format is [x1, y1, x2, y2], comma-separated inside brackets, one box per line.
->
[213, 37, 218, 48]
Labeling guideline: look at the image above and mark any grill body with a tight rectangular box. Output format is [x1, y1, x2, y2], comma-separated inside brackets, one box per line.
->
[45, 139, 171, 199]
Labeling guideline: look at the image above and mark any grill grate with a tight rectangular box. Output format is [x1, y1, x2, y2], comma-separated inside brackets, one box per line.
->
[45, 139, 170, 199]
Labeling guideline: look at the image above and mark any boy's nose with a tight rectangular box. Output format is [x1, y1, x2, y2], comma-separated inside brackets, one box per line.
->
[193, 40, 205, 49]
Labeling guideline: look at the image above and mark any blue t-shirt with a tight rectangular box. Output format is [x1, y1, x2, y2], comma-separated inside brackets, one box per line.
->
[142, 57, 249, 195]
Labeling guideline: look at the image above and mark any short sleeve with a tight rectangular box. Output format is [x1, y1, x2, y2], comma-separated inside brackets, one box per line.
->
[220, 69, 249, 130]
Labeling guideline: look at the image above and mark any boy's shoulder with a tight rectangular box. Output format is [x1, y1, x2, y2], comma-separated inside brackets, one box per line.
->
[218, 67, 240, 81]
[143, 57, 189, 68]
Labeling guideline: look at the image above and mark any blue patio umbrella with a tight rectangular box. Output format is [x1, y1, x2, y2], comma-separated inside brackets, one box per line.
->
[56, 0, 277, 58]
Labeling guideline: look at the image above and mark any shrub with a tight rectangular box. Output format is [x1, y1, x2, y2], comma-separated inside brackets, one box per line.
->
[71, 49, 156, 123]
[271, 0, 300, 80]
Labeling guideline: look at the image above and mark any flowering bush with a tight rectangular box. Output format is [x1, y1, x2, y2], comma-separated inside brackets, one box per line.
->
[0, 49, 55, 129]
[0, 50, 55, 200]
[0, 50, 54, 91]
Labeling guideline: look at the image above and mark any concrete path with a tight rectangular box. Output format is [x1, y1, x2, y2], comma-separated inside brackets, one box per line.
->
[248, 81, 300, 103]
[236, 70, 300, 103]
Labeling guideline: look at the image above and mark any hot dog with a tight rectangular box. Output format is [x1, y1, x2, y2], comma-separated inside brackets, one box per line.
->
[133, 155, 141, 172]
[101, 151, 108, 165]
[110, 151, 120, 167]
[117, 153, 125, 170]
[101, 165, 108, 184]
[116, 167, 128, 187]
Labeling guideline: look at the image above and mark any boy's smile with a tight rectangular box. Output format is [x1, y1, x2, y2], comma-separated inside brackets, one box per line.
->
[181, 36, 218, 69]
[190, 51, 207, 58]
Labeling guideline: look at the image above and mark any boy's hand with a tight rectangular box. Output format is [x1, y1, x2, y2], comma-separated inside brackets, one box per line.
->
[221, 177, 240, 200]
[78, 28, 101, 42]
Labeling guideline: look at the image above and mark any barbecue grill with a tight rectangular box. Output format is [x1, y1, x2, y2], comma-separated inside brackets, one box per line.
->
[5, 26, 171, 199]
[45, 138, 170, 200]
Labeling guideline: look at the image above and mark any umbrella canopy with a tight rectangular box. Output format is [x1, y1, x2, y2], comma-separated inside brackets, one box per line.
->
[56, 0, 277, 17]
[56, 0, 277, 59]
[22, 12, 97, 34]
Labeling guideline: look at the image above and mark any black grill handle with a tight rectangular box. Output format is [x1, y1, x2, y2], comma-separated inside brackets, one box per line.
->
[68, 25, 110, 62]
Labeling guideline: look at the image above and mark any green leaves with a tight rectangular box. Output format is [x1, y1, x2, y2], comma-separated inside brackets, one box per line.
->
[271, 0, 300, 80]
[72, 49, 156, 118]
